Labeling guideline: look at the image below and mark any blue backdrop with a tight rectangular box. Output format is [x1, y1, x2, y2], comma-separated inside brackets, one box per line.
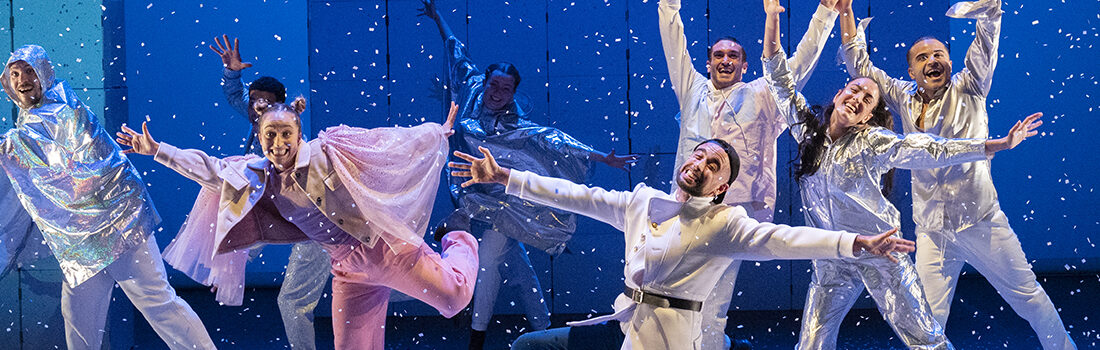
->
[2, 0, 1094, 325]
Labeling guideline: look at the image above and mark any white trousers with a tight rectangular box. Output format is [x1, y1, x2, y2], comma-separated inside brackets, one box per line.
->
[699, 202, 773, 350]
[916, 209, 1076, 350]
[61, 234, 214, 350]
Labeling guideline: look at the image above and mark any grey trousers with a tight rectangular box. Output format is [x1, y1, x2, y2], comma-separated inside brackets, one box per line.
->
[279, 241, 333, 350]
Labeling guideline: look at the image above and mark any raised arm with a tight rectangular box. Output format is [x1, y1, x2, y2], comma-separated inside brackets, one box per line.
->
[837, 2, 909, 106]
[418, 0, 455, 42]
[419, 0, 478, 99]
[868, 112, 1042, 171]
[787, 0, 840, 89]
[763, 47, 811, 140]
[209, 35, 252, 119]
[450, 148, 632, 231]
[946, 0, 1002, 97]
[762, 0, 785, 60]
[117, 121, 230, 190]
[658, 0, 706, 109]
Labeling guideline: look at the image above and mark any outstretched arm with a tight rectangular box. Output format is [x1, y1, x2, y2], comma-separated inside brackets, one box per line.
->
[117, 122, 230, 190]
[868, 112, 1042, 171]
[417, 0, 455, 42]
[762, 0, 785, 59]
[982, 112, 1042, 156]
[763, 47, 811, 140]
[450, 147, 632, 231]
[588, 149, 639, 171]
[209, 34, 252, 118]
[419, 0, 478, 99]
[726, 209, 915, 263]
[658, 0, 706, 109]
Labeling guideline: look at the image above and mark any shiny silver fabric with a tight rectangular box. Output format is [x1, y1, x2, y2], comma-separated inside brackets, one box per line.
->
[800, 255, 949, 350]
[0, 45, 158, 287]
[765, 48, 993, 349]
[0, 176, 37, 279]
[840, 0, 1003, 239]
[443, 36, 594, 255]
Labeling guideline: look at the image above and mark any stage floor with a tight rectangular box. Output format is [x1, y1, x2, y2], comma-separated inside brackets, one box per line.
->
[131, 274, 1099, 349]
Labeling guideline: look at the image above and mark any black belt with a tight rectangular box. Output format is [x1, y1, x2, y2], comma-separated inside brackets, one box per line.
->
[625, 286, 702, 312]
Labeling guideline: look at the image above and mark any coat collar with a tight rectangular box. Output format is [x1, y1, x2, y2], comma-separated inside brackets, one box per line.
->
[648, 191, 716, 223]
[246, 140, 311, 172]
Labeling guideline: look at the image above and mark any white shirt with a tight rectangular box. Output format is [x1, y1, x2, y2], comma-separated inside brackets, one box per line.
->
[505, 170, 857, 349]
[660, 0, 839, 210]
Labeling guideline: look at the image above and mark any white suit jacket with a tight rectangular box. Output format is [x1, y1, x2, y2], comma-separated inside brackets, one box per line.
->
[505, 170, 858, 349]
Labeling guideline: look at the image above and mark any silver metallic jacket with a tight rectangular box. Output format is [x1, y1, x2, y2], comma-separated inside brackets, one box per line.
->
[764, 48, 989, 236]
[841, 0, 1004, 237]
[442, 36, 595, 255]
[0, 45, 158, 287]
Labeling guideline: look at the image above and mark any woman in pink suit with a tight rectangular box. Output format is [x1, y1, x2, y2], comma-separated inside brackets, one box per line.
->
[118, 97, 478, 350]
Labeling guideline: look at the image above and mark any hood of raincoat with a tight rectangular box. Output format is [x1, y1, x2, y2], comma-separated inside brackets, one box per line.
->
[1, 45, 56, 108]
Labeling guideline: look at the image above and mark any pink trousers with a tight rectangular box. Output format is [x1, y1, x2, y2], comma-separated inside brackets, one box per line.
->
[329, 231, 478, 349]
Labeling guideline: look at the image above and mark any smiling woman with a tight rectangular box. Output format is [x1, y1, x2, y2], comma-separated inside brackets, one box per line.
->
[253, 97, 307, 172]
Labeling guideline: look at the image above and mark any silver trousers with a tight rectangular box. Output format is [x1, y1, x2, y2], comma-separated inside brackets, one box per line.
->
[797, 252, 952, 350]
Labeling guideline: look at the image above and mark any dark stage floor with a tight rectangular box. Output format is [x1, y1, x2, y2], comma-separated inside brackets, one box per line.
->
[132, 274, 1100, 349]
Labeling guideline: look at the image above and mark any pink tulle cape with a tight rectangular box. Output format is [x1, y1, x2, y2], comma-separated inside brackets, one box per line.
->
[163, 123, 448, 305]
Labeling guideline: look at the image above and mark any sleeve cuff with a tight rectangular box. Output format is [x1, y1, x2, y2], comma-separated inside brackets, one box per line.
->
[945, 0, 1002, 20]
[813, 3, 840, 21]
[222, 68, 241, 79]
[838, 231, 858, 258]
[761, 47, 788, 70]
[504, 169, 530, 197]
[153, 142, 177, 165]
[660, 0, 682, 11]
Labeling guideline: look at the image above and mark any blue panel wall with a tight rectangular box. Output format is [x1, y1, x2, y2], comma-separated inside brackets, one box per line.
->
[2, 0, 1085, 327]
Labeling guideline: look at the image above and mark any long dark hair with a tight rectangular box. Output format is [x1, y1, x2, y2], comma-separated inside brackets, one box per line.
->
[792, 95, 896, 197]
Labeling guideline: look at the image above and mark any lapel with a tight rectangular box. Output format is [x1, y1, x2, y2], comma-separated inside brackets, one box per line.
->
[643, 194, 716, 279]
[303, 140, 338, 201]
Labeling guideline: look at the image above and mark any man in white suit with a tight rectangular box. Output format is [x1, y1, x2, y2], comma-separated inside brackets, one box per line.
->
[452, 139, 916, 350]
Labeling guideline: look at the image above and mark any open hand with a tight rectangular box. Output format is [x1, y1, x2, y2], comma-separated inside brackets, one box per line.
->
[209, 34, 253, 71]
[1003, 112, 1043, 150]
[116, 121, 160, 156]
[449, 147, 510, 187]
[764, 0, 786, 15]
[599, 149, 639, 171]
[853, 228, 915, 263]
[417, 0, 441, 21]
